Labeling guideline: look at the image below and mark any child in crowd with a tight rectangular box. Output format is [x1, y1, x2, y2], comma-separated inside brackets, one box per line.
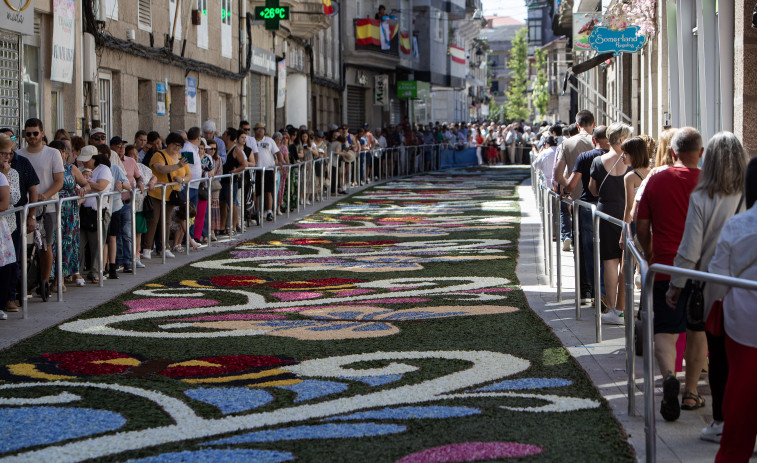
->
[170, 201, 199, 252]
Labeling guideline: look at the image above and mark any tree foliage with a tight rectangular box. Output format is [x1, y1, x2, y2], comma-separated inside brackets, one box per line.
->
[532, 48, 550, 120]
[505, 28, 530, 121]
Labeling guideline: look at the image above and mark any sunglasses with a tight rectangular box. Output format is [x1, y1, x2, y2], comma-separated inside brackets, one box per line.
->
[0, 151, 12, 156]
[242, 128, 251, 132]
[92, 135, 106, 140]
[25, 131, 40, 137]
[206, 147, 216, 151]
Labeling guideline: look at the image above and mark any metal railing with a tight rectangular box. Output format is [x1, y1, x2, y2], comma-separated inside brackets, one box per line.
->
[530, 168, 757, 463]
[0, 144, 447, 319]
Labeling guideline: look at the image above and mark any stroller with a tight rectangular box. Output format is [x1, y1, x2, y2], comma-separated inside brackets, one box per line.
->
[243, 171, 260, 227]
[24, 207, 51, 302]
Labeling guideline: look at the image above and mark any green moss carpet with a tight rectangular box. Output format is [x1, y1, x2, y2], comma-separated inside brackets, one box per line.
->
[0, 167, 634, 462]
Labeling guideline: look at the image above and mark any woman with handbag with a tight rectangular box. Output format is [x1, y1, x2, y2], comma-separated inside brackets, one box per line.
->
[665, 132, 748, 437]
[144, 132, 190, 259]
[707, 156, 757, 462]
[76, 146, 112, 284]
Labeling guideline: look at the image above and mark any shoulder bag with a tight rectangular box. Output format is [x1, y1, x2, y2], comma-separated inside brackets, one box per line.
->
[159, 151, 186, 206]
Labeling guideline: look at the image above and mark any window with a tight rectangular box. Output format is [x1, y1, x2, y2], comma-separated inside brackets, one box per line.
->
[104, 0, 118, 20]
[98, 72, 112, 138]
[221, 0, 232, 58]
[528, 18, 542, 44]
[22, 44, 40, 120]
[169, 0, 182, 40]
[138, 0, 151, 31]
[50, 87, 64, 133]
[197, 0, 208, 49]
[434, 11, 444, 42]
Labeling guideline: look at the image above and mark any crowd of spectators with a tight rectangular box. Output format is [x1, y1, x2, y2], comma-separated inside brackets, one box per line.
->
[532, 108, 757, 459]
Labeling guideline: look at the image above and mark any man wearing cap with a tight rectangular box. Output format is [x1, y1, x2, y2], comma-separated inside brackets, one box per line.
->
[251, 122, 279, 222]
[113, 135, 143, 273]
[18, 118, 63, 292]
[203, 120, 227, 163]
[0, 128, 37, 312]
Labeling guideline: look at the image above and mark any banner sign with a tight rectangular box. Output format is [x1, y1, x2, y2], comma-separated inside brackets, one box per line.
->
[156, 83, 166, 115]
[397, 81, 429, 99]
[573, 13, 601, 51]
[588, 25, 647, 55]
[374, 74, 388, 106]
[0, 0, 34, 35]
[249, 45, 276, 76]
[185, 77, 197, 114]
[276, 59, 286, 109]
[51, 0, 75, 83]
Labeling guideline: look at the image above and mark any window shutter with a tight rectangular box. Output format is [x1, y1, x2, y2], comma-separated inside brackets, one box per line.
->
[138, 0, 152, 31]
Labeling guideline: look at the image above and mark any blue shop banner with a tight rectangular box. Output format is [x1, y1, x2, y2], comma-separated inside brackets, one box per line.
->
[589, 26, 647, 55]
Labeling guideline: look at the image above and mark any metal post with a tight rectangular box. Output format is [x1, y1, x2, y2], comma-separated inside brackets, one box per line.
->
[185, 186, 191, 255]
[205, 177, 212, 245]
[161, 186, 167, 264]
[311, 161, 315, 205]
[623, 224, 636, 416]
[96, 195, 104, 287]
[226, 177, 233, 237]
[21, 206, 28, 317]
[297, 164, 302, 213]
[643, 269, 657, 463]
[547, 191, 554, 287]
[555, 194, 562, 302]
[542, 187, 549, 275]
[56, 198, 63, 301]
[286, 165, 292, 217]
[593, 211, 602, 343]
[131, 191, 137, 271]
[573, 200, 581, 320]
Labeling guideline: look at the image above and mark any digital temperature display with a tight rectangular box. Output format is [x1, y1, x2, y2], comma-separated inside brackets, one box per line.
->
[254, 6, 290, 29]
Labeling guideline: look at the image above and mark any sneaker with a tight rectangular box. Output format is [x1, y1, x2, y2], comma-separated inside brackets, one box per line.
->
[660, 373, 681, 421]
[163, 249, 176, 259]
[122, 265, 133, 274]
[6, 300, 20, 312]
[108, 266, 119, 280]
[135, 259, 146, 269]
[601, 309, 625, 325]
[141, 249, 152, 260]
[700, 421, 723, 443]
[266, 211, 274, 222]
[562, 237, 572, 252]
[305, 199, 312, 205]
[0, 310, 6, 320]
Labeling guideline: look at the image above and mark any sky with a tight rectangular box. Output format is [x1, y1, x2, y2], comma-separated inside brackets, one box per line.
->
[481, 0, 528, 23]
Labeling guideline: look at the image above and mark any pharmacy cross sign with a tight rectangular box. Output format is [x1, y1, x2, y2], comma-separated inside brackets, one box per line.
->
[254, 0, 290, 30]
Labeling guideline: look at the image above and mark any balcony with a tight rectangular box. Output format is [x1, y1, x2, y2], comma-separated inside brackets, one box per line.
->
[343, 18, 401, 70]
[284, 0, 331, 39]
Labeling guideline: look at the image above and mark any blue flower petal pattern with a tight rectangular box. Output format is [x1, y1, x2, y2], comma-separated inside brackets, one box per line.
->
[0, 406, 127, 453]
[325, 406, 481, 421]
[204, 423, 406, 445]
[184, 388, 273, 415]
[474, 378, 573, 392]
[277, 380, 349, 403]
[126, 449, 295, 462]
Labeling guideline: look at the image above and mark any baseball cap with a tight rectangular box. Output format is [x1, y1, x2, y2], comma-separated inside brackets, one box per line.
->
[90, 127, 106, 136]
[77, 145, 98, 162]
[109, 136, 126, 145]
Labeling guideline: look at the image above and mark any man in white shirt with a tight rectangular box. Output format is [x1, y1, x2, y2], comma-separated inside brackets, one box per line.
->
[239, 121, 260, 158]
[182, 127, 204, 239]
[18, 118, 63, 287]
[251, 122, 279, 221]
[532, 136, 557, 190]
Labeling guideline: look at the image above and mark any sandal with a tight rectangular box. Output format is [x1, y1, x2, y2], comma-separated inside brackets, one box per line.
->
[88, 275, 100, 284]
[681, 392, 705, 410]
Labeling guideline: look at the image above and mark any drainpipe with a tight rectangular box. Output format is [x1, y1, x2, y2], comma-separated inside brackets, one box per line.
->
[239, 0, 248, 121]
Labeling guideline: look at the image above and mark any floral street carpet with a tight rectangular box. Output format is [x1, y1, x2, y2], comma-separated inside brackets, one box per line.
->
[0, 167, 634, 462]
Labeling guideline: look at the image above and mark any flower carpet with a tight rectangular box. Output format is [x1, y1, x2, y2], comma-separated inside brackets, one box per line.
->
[0, 167, 634, 462]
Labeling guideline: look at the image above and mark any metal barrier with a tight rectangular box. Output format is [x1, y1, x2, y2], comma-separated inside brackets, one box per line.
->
[2, 145, 445, 318]
[531, 174, 757, 462]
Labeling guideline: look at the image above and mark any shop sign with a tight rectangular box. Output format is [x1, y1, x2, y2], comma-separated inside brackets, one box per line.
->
[573, 13, 601, 52]
[0, 0, 34, 35]
[276, 59, 286, 109]
[397, 81, 429, 99]
[156, 83, 166, 115]
[374, 74, 388, 106]
[186, 77, 197, 114]
[249, 45, 276, 76]
[51, 0, 75, 83]
[588, 25, 647, 55]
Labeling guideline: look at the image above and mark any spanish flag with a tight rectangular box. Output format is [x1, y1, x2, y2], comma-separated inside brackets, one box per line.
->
[322, 0, 334, 15]
[400, 32, 411, 54]
[356, 19, 379, 46]
[449, 45, 466, 64]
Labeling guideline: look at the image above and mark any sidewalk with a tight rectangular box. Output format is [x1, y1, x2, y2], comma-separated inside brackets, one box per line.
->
[515, 179, 728, 462]
[0, 186, 371, 351]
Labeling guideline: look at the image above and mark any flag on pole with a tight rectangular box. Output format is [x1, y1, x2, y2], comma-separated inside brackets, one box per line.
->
[322, 0, 334, 15]
[449, 45, 466, 64]
[400, 32, 411, 54]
